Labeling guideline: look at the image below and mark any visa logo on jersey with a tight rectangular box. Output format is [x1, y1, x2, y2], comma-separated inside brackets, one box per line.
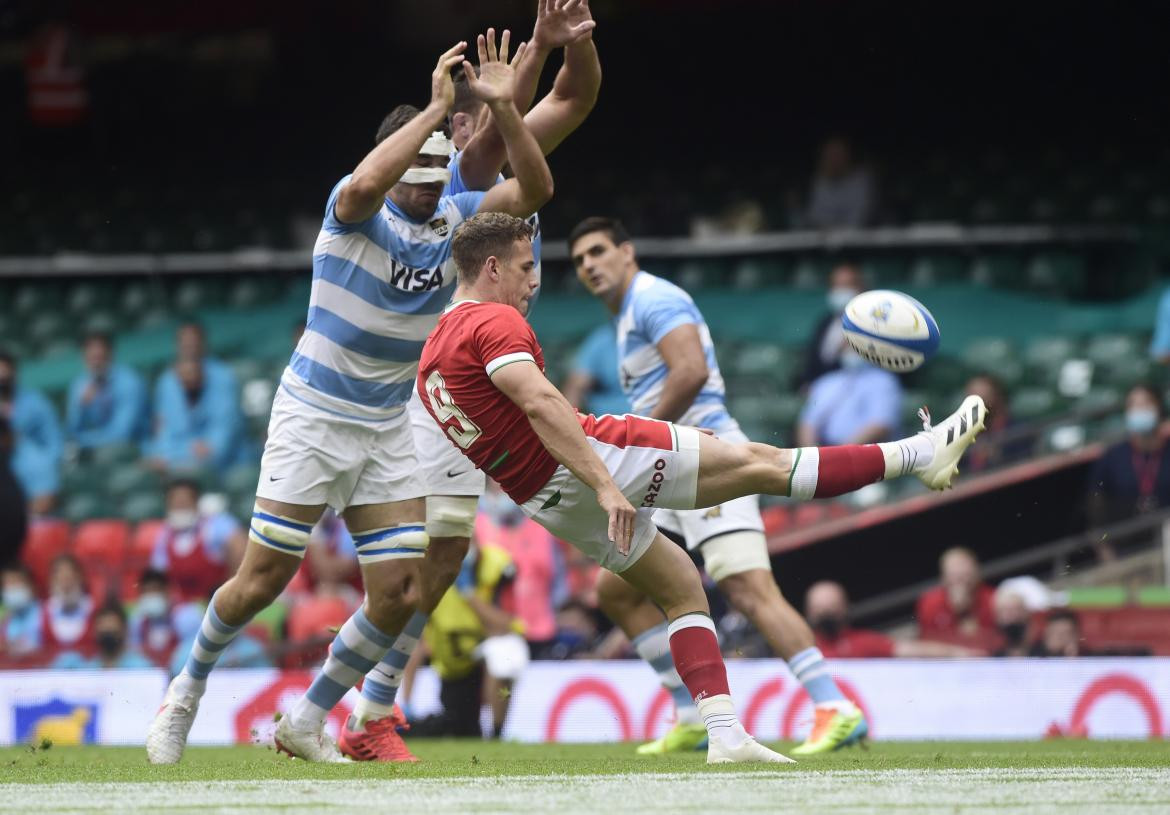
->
[387, 259, 444, 292]
[14, 699, 98, 745]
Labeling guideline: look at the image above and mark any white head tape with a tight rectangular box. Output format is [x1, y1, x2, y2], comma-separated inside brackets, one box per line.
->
[400, 166, 452, 185]
[420, 131, 453, 156]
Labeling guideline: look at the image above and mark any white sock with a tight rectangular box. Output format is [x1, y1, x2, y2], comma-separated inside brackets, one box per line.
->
[172, 671, 206, 699]
[631, 622, 701, 725]
[351, 696, 395, 728]
[696, 693, 749, 749]
[877, 434, 934, 479]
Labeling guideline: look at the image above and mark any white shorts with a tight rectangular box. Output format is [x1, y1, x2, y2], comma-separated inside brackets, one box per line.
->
[655, 426, 769, 580]
[407, 389, 486, 497]
[256, 387, 427, 511]
[520, 415, 702, 573]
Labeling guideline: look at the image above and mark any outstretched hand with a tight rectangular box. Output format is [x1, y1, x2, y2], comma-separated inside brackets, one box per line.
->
[463, 28, 527, 107]
[532, 0, 596, 51]
[597, 484, 637, 556]
[431, 41, 468, 111]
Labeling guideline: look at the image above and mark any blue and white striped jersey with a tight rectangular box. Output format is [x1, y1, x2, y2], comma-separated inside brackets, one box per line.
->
[281, 174, 484, 422]
[446, 151, 542, 287]
[615, 271, 733, 431]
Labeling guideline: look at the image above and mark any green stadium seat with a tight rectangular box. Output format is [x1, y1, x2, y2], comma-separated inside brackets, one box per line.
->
[11, 283, 60, 316]
[909, 254, 966, 286]
[82, 309, 120, 337]
[227, 277, 282, 309]
[106, 465, 162, 501]
[66, 282, 118, 316]
[1077, 386, 1123, 414]
[62, 491, 112, 524]
[229, 358, 267, 384]
[862, 256, 909, 287]
[969, 254, 1025, 288]
[172, 278, 224, 312]
[223, 464, 261, 500]
[1066, 586, 1128, 608]
[1136, 586, 1170, 607]
[1024, 337, 1079, 372]
[122, 492, 166, 524]
[1097, 355, 1151, 389]
[90, 441, 140, 469]
[961, 338, 1023, 385]
[1027, 252, 1087, 296]
[1011, 387, 1059, 421]
[791, 258, 829, 290]
[732, 257, 790, 290]
[27, 312, 71, 348]
[1086, 334, 1141, 366]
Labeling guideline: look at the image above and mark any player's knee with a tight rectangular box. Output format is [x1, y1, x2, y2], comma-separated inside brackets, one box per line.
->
[426, 495, 478, 539]
[423, 536, 471, 607]
[365, 567, 419, 620]
[595, 570, 636, 616]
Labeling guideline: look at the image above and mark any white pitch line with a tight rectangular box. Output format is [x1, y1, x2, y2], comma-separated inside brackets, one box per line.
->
[1, 768, 1168, 815]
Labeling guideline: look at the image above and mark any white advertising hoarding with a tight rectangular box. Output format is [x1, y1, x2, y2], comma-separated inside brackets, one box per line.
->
[1, 659, 1166, 745]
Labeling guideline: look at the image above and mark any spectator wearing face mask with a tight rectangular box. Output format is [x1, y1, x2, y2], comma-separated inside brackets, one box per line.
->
[916, 547, 997, 647]
[796, 347, 902, 447]
[1, 564, 43, 660]
[1029, 610, 1091, 658]
[53, 602, 153, 669]
[65, 331, 148, 452]
[0, 350, 63, 516]
[42, 553, 95, 658]
[798, 263, 866, 389]
[150, 479, 246, 604]
[805, 580, 979, 658]
[146, 322, 242, 474]
[475, 482, 568, 658]
[127, 569, 179, 667]
[991, 586, 1033, 657]
[1088, 384, 1170, 537]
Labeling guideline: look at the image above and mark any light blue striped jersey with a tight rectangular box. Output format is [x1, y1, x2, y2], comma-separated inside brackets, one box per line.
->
[281, 174, 484, 421]
[446, 150, 542, 288]
[616, 271, 733, 431]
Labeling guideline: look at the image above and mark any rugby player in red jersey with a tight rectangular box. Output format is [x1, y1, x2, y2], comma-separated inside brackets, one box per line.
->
[418, 212, 986, 763]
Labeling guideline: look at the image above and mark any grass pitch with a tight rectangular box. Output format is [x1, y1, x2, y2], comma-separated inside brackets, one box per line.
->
[0, 740, 1167, 813]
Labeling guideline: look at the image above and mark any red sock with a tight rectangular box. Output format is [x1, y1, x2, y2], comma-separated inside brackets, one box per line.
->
[667, 614, 730, 702]
[813, 445, 885, 497]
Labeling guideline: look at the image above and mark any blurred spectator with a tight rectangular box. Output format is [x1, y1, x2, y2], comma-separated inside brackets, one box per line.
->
[0, 350, 63, 516]
[916, 547, 997, 645]
[43, 554, 95, 655]
[1150, 288, 1170, 364]
[799, 263, 866, 388]
[991, 586, 1032, 657]
[147, 322, 242, 473]
[0, 418, 27, 567]
[475, 482, 568, 658]
[562, 324, 631, 417]
[1, 564, 43, 658]
[169, 602, 271, 675]
[65, 331, 147, 452]
[305, 509, 362, 598]
[1029, 609, 1089, 658]
[805, 580, 978, 658]
[150, 478, 246, 604]
[127, 569, 179, 668]
[1087, 384, 1170, 557]
[963, 374, 1029, 471]
[402, 542, 526, 738]
[53, 602, 153, 669]
[797, 351, 902, 446]
[801, 136, 876, 229]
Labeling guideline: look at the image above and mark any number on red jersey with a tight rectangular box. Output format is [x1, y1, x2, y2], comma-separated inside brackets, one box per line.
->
[425, 370, 483, 449]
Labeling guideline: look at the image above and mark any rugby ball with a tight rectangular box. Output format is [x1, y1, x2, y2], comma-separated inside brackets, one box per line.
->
[841, 289, 940, 373]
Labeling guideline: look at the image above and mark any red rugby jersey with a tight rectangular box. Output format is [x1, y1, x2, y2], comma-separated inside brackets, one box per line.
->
[418, 300, 560, 503]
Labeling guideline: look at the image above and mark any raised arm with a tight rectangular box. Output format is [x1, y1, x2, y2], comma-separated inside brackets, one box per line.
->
[649, 325, 709, 423]
[334, 42, 467, 224]
[458, 0, 599, 187]
[466, 32, 554, 218]
[490, 359, 636, 553]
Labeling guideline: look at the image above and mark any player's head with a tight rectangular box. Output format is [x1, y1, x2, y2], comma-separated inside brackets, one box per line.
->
[376, 104, 452, 222]
[94, 601, 130, 658]
[82, 330, 113, 375]
[450, 69, 484, 150]
[452, 212, 537, 315]
[1041, 609, 1081, 657]
[568, 217, 637, 310]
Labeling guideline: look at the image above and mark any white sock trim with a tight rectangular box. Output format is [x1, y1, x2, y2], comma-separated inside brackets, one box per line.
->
[667, 612, 717, 638]
[789, 447, 820, 500]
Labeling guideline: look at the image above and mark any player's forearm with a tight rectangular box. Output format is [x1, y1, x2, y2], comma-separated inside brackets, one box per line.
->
[488, 100, 554, 209]
[649, 371, 706, 423]
[514, 43, 554, 115]
[552, 37, 600, 112]
[526, 392, 619, 495]
[349, 102, 447, 198]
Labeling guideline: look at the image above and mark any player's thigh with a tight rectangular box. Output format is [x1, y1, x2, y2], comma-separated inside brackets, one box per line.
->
[618, 532, 708, 618]
[693, 431, 793, 508]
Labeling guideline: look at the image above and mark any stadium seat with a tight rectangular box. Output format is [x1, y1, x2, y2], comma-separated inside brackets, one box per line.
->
[130, 520, 164, 562]
[1010, 387, 1059, 421]
[21, 519, 73, 594]
[106, 464, 160, 501]
[285, 596, 353, 668]
[73, 520, 131, 603]
[908, 254, 966, 286]
[1023, 336, 1079, 383]
[62, 492, 113, 524]
[1086, 334, 1141, 367]
[90, 441, 141, 469]
[122, 492, 166, 524]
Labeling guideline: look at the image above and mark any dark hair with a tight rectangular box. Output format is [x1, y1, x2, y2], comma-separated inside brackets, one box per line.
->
[451, 212, 534, 284]
[49, 553, 85, 590]
[95, 600, 128, 627]
[165, 476, 202, 497]
[2, 562, 33, 582]
[1046, 608, 1080, 629]
[139, 568, 169, 588]
[0, 349, 16, 370]
[83, 330, 112, 349]
[1128, 382, 1165, 417]
[567, 217, 632, 254]
[452, 69, 482, 117]
[376, 104, 422, 145]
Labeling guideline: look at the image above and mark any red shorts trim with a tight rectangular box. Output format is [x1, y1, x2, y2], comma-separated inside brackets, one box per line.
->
[578, 414, 675, 452]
